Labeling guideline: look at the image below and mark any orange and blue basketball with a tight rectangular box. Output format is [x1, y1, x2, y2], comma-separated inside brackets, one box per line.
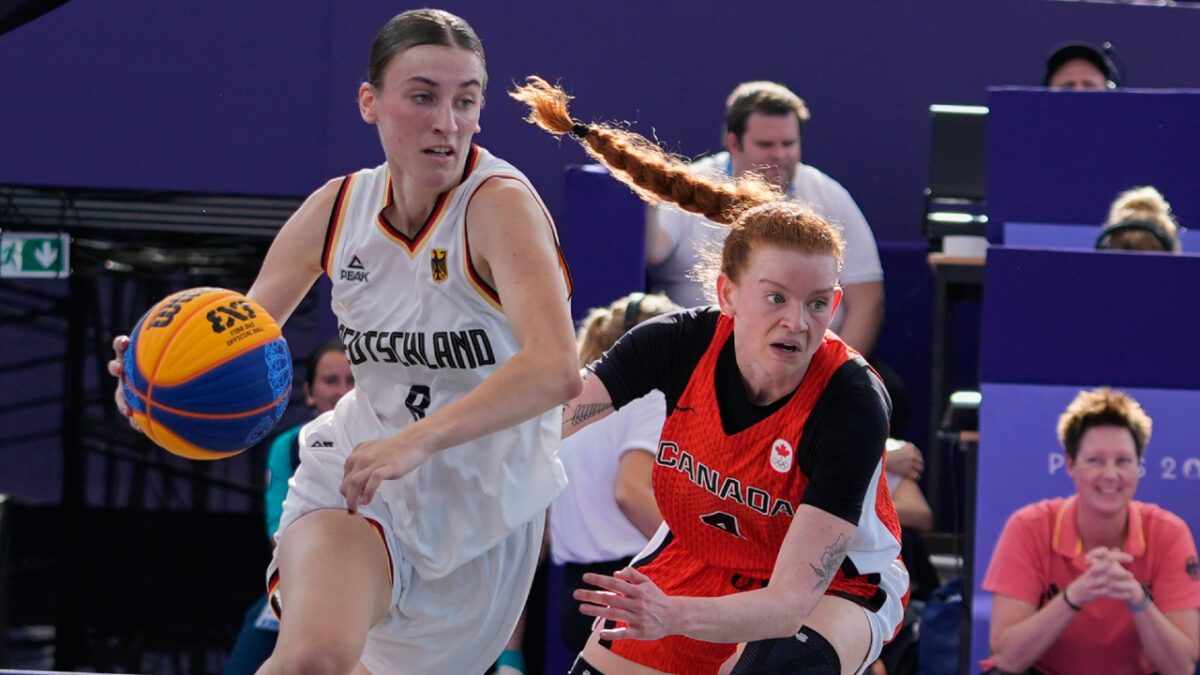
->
[122, 287, 292, 460]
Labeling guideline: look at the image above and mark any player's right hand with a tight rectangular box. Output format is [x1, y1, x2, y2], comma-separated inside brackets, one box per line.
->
[576, 567, 678, 642]
[107, 335, 141, 431]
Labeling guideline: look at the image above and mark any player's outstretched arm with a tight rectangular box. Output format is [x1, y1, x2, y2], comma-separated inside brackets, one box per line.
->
[107, 178, 337, 427]
[577, 505, 857, 644]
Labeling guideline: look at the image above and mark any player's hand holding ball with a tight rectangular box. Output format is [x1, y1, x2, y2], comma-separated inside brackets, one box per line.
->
[109, 287, 292, 459]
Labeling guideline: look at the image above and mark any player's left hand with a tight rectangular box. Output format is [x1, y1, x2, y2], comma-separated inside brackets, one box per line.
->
[576, 567, 677, 641]
[341, 431, 436, 514]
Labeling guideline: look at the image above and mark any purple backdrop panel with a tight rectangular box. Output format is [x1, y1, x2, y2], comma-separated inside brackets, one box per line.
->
[987, 88, 1200, 243]
[979, 247, 1200, 388]
[560, 165, 647, 324]
[1005, 222, 1200, 252]
[1004, 223, 1100, 249]
[0, 0, 331, 196]
[970, 383, 1200, 673]
[6, 2, 1200, 240]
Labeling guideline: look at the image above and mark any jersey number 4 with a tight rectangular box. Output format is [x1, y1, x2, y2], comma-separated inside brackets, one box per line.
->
[700, 511, 745, 539]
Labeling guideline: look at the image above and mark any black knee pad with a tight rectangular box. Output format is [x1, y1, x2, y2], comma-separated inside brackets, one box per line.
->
[728, 625, 842, 675]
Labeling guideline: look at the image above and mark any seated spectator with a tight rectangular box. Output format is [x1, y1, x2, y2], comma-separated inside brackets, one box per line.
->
[982, 387, 1200, 675]
[1043, 42, 1119, 90]
[643, 80, 920, 441]
[549, 291, 680, 653]
[1096, 186, 1181, 253]
[644, 80, 885, 358]
[885, 439, 933, 534]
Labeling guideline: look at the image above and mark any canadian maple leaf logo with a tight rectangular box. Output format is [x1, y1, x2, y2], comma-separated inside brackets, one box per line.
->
[770, 438, 794, 473]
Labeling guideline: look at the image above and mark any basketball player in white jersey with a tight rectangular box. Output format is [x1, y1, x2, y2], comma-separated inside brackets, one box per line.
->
[109, 10, 581, 674]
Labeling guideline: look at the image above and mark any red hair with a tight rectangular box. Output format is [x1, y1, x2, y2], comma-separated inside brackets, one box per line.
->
[510, 76, 845, 283]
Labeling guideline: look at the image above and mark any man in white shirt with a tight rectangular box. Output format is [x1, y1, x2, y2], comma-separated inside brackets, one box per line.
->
[646, 80, 885, 356]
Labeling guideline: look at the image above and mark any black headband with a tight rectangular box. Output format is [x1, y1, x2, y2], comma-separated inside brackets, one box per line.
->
[1096, 218, 1179, 253]
[623, 292, 646, 331]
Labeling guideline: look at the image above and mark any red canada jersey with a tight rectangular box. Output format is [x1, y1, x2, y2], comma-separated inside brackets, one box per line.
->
[653, 314, 853, 577]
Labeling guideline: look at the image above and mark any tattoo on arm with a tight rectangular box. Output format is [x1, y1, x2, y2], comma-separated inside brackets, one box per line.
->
[808, 533, 851, 593]
[566, 402, 613, 427]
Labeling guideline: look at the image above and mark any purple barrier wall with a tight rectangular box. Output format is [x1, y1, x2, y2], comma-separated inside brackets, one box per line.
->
[970, 247, 1200, 673]
[559, 166, 646, 324]
[3, 1, 1200, 242]
[979, 247, 1200, 388]
[1005, 222, 1200, 252]
[987, 88, 1200, 243]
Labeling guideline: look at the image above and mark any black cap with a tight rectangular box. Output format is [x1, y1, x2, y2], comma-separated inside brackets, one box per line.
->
[1043, 42, 1119, 88]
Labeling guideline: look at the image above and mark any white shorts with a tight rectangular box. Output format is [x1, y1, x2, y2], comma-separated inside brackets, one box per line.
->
[267, 410, 544, 674]
[857, 557, 910, 674]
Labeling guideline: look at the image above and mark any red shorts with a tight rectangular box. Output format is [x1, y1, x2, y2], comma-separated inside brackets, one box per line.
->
[607, 535, 766, 675]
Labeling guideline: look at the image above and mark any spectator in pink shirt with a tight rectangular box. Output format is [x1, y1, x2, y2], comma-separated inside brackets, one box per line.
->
[982, 388, 1200, 675]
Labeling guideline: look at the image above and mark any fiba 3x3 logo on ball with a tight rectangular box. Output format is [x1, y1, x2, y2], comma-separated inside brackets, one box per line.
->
[123, 287, 293, 460]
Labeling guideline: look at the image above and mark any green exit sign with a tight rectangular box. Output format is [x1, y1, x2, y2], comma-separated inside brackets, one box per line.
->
[1, 232, 71, 278]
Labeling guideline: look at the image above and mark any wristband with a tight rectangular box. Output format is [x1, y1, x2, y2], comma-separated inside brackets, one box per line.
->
[1062, 586, 1083, 611]
[1128, 584, 1154, 612]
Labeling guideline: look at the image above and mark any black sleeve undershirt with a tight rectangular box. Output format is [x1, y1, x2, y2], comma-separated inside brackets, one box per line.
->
[589, 306, 718, 413]
[593, 306, 890, 525]
[796, 360, 892, 524]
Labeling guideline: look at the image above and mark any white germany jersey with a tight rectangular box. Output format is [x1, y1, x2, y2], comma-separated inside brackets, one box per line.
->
[320, 146, 570, 579]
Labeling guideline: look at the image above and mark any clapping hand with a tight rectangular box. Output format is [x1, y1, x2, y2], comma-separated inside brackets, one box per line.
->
[1068, 547, 1140, 606]
[1086, 547, 1143, 605]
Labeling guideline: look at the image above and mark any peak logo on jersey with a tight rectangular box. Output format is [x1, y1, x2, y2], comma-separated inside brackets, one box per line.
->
[309, 439, 334, 448]
[431, 249, 448, 283]
[1186, 555, 1199, 581]
[340, 255, 369, 282]
[770, 438, 794, 473]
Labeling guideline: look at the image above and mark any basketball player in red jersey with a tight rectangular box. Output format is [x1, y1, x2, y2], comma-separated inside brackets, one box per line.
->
[512, 78, 907, 675]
